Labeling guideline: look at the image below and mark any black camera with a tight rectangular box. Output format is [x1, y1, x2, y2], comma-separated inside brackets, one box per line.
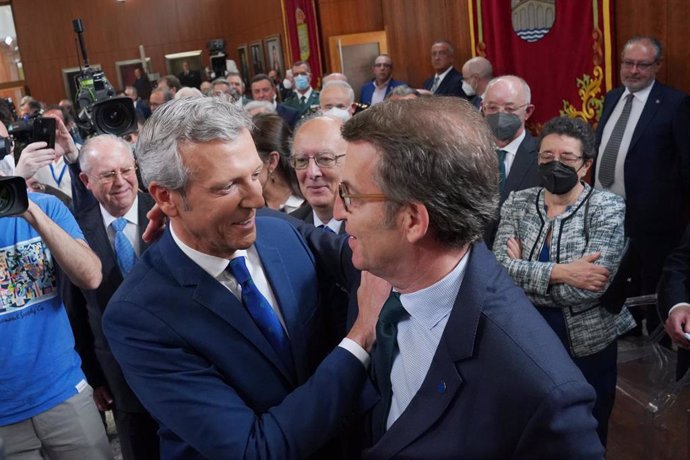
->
[7, 115, 55, 149]
[0, 176, 28, 216]
[73, 19, 137, 137]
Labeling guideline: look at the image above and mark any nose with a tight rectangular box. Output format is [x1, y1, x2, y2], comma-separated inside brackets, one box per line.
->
[306, 158, 322, 178]
[333, 189, 347, 220]
[243, 178, 266, 208]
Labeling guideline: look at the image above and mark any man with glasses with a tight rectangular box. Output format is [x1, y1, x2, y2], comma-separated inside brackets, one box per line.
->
[595, 36, 690, 340]
[73, 134, 159, 460]
[481, 75, 541, 248]
[360, 55, 406, 106]
[334, 97, 602, 458]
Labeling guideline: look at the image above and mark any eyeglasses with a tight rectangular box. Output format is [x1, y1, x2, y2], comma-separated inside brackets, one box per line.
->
[338, 183, 386, 212]
[374, 63, 392, 68]
[482, 103, 530, 114]
[621, 60, 657, 70]
[538, 151, 583, 164]
[290, 153, 345, 170]
[91, 166, 137, 184]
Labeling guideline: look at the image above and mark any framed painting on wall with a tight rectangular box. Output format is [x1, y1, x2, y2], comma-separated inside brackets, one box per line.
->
[249, 40, 265, 76]
[115, 58, 151, 91]
[328, 30, 388, 101]
[164, 50, 203, 76]
[237, 44, 250, 85]
[263, 34, 285, 78]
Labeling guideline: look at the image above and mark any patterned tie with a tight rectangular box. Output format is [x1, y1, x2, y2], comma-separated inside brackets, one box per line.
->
[430, 75, 440, 93]
[227, 256, 294, 373]
[111, 218, 136, 275]
[497, 149, 507, 193]
[598, 93, 634, 188]
[370, 290, 409, 441]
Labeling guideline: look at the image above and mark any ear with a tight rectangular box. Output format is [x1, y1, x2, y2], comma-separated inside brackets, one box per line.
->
[579, 158, 594, 178]
[523, 104, 535, 121]
[267, 151, 280, 172]
[148, 182, 180, 218]
[79, 172, 91, 189]
[401, 201, 430, 244]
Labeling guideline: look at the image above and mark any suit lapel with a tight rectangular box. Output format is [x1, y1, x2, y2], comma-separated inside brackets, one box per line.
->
[160, 229, 296, 384]
[502, 134, 537, 202]
[629, 82, 663, 151]
[79, 204, 120, 279]
[365, 244, 488, 459]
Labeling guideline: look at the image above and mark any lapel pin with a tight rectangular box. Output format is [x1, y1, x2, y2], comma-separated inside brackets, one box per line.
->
[436, 380, 447, 394]
[656, 99, 660, 104]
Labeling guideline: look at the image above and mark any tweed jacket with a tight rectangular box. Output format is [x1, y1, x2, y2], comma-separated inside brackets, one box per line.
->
[494, 183, 635, 357]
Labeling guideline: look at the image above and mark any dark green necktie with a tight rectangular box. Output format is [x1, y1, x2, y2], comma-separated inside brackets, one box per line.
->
[497, 149, 507, 193]
[370, 290, 409, 441]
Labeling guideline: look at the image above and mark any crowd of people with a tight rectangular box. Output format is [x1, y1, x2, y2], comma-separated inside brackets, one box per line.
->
[0, 33, 689, 460]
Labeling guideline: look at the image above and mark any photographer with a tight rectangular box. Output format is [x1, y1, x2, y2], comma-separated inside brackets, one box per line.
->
[0, 120, 111, 458]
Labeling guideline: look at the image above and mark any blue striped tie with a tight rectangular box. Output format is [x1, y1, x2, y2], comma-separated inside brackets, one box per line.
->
[111, 218, 136, 275]
[227, 256, 294, 373]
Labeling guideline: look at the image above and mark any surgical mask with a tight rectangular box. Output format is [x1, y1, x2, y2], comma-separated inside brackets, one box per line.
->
[294, 74, 310, 91]
[539, 161, 579, 195]
[282, 78, 293, 90]
[485, 112, 521, 142]
[462, 79, 475, 97]
[324, 107, 351, 122]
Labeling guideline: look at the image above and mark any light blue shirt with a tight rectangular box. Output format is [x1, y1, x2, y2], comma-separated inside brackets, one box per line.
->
[387, 249, 470, 428]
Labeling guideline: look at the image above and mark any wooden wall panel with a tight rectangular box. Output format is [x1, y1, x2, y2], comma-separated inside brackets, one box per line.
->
[11, 0, 285, 104]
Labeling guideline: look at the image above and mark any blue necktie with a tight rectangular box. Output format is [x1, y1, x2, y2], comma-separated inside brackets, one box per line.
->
[111, 218, 136, 275]
[370, 290, 409, 441]
[318, 224, 335, 233]
[227, 256, 294, 372]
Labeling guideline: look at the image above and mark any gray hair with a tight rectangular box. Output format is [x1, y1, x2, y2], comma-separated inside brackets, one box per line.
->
[244, 100, 277, 115]
[79, 134, 134, 173]
[485, 75, 531, 104]
[386, 85, 418, 99]
[622, 36, 663, 61]
[135, 97, 252, 192]
[341, 97, 498, 248]
[320, 80, 355, 105]
[175, 87, 204, 99]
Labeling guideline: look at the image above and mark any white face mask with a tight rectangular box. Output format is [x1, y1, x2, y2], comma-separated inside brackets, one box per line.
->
[462, 79, 476, 97]
[282, 78, 293, 90]
[324, 107, 352, 122]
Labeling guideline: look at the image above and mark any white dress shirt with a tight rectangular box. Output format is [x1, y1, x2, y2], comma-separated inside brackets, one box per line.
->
[501, 130, 527, 178]
[313, 213, 343, 234]
[594, 81, 655, 198]
[386, 249, 470, 428]
[101, 197, 140, 256]
[431, 67, 453, 93]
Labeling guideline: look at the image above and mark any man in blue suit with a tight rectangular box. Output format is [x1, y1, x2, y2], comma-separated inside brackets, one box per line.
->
[422, 40, 468, 98]
[594, 36, 690, 332]
[360, 55, 406, 106]
[333, 97, 603, 458]
[102, 97, 380, 459]
[251, 74, 300, 130]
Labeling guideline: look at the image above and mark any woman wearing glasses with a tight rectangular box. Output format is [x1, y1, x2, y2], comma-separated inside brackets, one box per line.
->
[493, 116, 635, 447]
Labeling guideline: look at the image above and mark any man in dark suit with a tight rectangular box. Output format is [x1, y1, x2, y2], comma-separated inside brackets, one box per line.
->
[282, 61, 320, 116]
[177, 61, 202, 89]
[251, 73, 300, 130]
[422, 40, 467, 98]
[332, 96, 602, 458]
[360, 55, 406, 106]
[481, 75, 541, 248]
[595, 36, 690, 332]
[658, 223, 690, 378]
[102, 97, 380, 459]
[73, 134, 159, 460]
[133, 67, 151, 101]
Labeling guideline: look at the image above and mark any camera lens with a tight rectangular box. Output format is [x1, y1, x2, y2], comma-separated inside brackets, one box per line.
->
[92, 96, 137, 136]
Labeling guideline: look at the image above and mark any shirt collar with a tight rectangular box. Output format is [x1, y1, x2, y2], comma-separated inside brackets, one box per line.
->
[101, 196, 139, 229]
[435, 66, 453, 82]
[501, 129, 527, 156]
[623, 80, 654, 104]
[374, 77, 392, 89]
[170, 223, 249, 279]
[295, 87, 313, 100]
[313, 212, 343, 233]
[398, 247, 471, 330]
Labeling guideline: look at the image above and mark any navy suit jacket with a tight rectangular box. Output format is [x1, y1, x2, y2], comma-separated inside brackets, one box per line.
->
[484, 133, 541, 249]
[102, 216, 375, 459]
[276, 103, 301, 131]
[74, 193, 154, 412]
[595, 82, 690, 258]
[423, 67, 468, 98]
[359, 79, 406, 105]
[359, 243, 603, 459]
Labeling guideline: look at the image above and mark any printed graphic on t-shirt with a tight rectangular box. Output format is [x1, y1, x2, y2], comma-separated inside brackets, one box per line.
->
[0, 236, 57, 314]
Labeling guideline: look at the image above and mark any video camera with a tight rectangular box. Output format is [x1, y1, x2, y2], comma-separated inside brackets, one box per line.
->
[72, 19, 136, 137]
[0, 177, 28, 216]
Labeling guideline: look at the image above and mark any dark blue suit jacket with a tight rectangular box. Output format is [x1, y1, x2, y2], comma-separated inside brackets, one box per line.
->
[423, 67, 468, 98]
[102, 216, 375, 459]
[359, 79, 406, 105]
[276, 103, 300, 131]
[359, 243, 603, 459]
[595, 82, 690, 284]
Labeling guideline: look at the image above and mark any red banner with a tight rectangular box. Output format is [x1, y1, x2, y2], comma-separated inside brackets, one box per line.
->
[282, 0, 323, 84]
[469, 0, 615, 131]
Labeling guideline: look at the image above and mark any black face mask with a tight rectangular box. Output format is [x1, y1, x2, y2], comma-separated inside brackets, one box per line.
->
[539, 161, 580, 195]
[485, 112, 521, 142]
